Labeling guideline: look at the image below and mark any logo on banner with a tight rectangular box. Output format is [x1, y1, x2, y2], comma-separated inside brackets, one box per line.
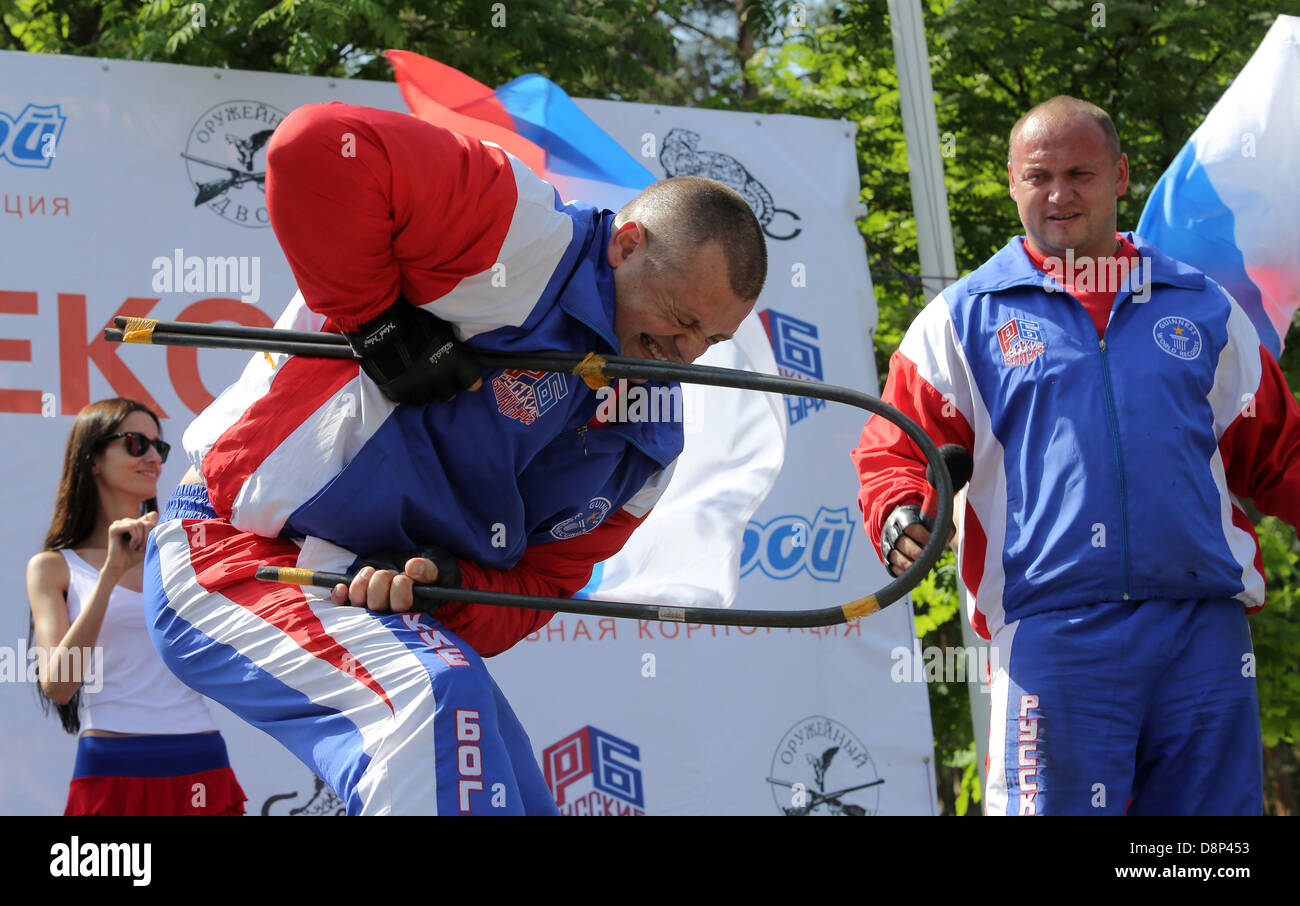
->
[260, 772, 346, 816]
[182, 100, 287, 228]
[741, 507, 854, 582]
[1152, 316, 1203, 361]
[996, 317, 1046, 367]
[492, 368, 570, 425]
[0, 103, 65, 168]
[767, 715, 883, 816]
[758, 308, 825, 427]
[543, 726, 646, 816]
[659, 128, 801, 241]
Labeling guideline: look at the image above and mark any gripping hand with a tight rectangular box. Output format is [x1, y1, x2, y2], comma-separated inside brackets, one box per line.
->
[880, 505, 933, 579]
[358, 546, 462, 589]
[344, 298, 482, 404]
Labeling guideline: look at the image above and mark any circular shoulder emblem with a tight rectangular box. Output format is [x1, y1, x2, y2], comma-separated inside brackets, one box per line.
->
[550, 497, 613, 540]
[1152, 316, 1203, 360]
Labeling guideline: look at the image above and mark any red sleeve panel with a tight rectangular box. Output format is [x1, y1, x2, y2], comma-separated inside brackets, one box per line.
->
[1220, 345, 1300, 529]
[440, 509, 648, 658]
[851, 349, 976, 564]
[265, 102, 518, 331]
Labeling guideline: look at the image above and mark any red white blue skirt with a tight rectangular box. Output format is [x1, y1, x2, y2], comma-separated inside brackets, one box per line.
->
[64, 732, 246, 816]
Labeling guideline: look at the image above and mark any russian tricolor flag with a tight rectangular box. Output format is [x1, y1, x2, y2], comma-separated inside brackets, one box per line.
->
[387, 51, 786, 609]
[387, 50, 655, 210]
[1136, 15, 1300, 357]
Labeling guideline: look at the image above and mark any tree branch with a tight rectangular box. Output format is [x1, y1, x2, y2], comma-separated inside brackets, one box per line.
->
[0, 9, 24, 50]
[964, 53, 1023, 105]
[664, 11, 738, 54]
[1192, 45, 1228, 97]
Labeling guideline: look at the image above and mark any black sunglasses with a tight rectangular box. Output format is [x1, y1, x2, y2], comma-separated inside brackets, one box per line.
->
[99, 432, 171, 463]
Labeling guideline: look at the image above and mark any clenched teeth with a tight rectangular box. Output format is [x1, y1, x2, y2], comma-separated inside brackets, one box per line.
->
[643, 335, 669, 361]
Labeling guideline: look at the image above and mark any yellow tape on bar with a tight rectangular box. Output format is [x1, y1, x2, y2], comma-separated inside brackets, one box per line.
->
[841, 595, 880, 621]
[120, 317, 159, 344]
[267, 567, 319, 586]
[573, 352, 609, 389]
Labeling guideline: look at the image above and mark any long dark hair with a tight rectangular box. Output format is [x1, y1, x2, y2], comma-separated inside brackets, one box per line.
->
[34, 398, 163, 734]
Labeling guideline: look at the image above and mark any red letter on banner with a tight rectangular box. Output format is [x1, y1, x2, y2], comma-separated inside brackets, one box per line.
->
[0, 291, 41, 414]
[58, 295, 164, 416]
[166, 298, 274, 414]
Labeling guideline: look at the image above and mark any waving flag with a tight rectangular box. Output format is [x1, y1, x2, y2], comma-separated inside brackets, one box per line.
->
[387, 51, 786, 608]
[1136, 15, 1300, 357]
[387, 50, 655, 210]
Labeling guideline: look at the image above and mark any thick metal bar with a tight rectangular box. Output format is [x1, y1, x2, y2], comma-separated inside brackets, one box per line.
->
[108, 319, 953, 627]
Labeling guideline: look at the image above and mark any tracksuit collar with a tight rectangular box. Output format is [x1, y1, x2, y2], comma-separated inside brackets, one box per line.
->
[557, 211, 621, 354]
[964, 232, 1207, 296]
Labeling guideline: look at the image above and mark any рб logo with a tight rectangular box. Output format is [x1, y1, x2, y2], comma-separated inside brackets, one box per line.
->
[759, 308, 826, 427]
[542, 725, 645, 816]
[996, 316, 1046, 367]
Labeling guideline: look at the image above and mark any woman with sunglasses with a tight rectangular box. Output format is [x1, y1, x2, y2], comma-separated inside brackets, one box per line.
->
[26, 398, 246, 816]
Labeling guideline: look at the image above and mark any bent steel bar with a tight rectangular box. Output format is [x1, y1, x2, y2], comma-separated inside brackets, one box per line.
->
[107, 316, 953, 628]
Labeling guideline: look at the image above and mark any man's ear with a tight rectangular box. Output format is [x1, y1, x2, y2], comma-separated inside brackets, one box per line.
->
[1007, 161, 1017, 200]
[1114, 152, 1130, 197]
[607, 220, 644, 268]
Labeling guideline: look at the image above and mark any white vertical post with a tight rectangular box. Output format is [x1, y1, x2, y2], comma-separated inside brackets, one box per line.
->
[888, 0, 958, 300]
[887, 0, 990, 802]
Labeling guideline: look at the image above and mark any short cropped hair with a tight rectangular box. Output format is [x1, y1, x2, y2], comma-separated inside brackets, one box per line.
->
[1008, 96, 1122, 163]
[615, 176, 767, 300]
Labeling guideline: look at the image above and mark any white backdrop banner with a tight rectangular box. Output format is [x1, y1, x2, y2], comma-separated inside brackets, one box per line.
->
[0, 51, 936, 815]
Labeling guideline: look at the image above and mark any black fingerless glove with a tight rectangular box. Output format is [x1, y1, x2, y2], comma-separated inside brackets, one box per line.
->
[880, 505, 933, 578]
[357, 546, 462, 589]
[344, 298, 482, 404]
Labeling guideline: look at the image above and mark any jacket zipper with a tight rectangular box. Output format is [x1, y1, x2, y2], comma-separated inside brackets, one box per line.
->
[576, 425, 589, 456]
[1097, 337, 1131, 600]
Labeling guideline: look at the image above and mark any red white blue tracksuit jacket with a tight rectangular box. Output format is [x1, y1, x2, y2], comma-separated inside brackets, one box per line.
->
[143, 102, 681, 815]
[855, 233, 1300, 638]
[853, 233, 1300, 815]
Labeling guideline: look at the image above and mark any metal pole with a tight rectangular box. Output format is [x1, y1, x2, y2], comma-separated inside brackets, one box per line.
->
[888, 0, 989, 803]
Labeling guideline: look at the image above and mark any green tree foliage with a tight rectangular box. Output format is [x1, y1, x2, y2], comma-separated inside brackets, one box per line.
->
[1253, 517, 1300, 814]
[0, 0, 687, 97]
[1255, 518, 1300, 747]
[0, 0, 818, 104]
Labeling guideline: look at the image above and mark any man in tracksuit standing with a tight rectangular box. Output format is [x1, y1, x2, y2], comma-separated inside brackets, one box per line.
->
[853, 96, 1300, 815]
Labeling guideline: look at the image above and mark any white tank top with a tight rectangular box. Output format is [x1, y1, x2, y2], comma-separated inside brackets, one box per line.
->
[61, 549, 218, 735]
